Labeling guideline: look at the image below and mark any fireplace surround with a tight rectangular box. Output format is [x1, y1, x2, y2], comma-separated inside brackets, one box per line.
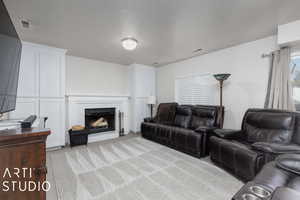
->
[85, 108, 116, 134]
[67, 95, 129, 143]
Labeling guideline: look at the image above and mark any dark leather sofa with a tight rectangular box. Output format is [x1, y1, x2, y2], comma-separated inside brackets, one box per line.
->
[233, 154, 300, 200]
[210, 108, 300, 181]
[141, 103, 222, 157]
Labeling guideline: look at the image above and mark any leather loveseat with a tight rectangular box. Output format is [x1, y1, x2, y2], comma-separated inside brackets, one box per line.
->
[141, 103, 222, 157]
[210, 108, 300, 181]
[233, 154, 300, 200]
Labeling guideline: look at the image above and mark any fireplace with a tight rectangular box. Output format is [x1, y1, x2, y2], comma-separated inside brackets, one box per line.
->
[85, 108, 116, 134]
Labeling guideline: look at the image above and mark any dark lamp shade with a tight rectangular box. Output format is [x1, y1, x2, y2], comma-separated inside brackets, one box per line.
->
[213, 73, 231, 81]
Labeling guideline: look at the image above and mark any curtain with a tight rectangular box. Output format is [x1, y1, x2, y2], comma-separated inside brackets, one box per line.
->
[264, 47, 295, 111]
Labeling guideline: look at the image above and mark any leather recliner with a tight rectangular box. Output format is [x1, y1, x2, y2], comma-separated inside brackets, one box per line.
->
[141, 103, 222, 157]
[233, 154, 300, 200]
[210, 108, 300, 181]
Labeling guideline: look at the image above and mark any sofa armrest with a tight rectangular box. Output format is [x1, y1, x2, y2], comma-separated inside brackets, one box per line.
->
[275, 154, 300, 175]
[271, 187, 300, 200]
[213, 129, 243, 139]
[252, 142, 300, 154]
[194, 126, 217, 134]
[144, 117, 156, 123]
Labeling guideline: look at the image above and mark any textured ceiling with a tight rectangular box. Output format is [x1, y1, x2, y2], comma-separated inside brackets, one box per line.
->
[4, 0, 300, 66]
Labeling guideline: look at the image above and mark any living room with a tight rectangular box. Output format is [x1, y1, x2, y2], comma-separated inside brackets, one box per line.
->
[1, 0, 300, 200]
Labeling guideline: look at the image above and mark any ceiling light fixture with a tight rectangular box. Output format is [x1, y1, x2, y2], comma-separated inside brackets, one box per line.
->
[122, 37, 138, 50]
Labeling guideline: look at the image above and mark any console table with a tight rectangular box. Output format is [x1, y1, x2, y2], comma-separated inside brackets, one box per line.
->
[0, 128, 50, 200]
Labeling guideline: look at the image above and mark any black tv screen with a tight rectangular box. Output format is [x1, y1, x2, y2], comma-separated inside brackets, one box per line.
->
[0, 0, 22, 114]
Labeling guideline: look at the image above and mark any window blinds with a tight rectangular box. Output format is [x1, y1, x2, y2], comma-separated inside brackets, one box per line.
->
[175, 74, 214, 105]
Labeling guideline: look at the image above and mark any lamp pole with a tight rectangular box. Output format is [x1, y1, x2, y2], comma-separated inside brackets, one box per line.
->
[219, 79, 224, 128]
[214, 74, 231, 128]
[147, 96, 156, 118]
[150, 104, 153, 118]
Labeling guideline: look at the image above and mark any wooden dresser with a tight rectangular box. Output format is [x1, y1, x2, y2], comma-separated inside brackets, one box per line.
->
[0, 128, 50, 200]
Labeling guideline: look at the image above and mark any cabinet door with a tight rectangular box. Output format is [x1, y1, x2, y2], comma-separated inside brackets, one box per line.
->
[39, 52, 63, 98]
[0, 142, 46, 200]
[40, 98, 65, 148]
[9, 98, 39, 119]
[17, 47, 39, 97]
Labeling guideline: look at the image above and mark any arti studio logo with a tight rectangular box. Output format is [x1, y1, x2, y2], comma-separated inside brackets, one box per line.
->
[1, 168, 51, 192]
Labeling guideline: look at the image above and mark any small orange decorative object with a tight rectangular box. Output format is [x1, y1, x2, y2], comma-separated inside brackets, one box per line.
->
[71, 125, 85, 131]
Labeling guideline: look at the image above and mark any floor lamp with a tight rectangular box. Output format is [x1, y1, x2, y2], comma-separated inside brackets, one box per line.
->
[213, 73, 231, 128]
[147, 96, 156, 118]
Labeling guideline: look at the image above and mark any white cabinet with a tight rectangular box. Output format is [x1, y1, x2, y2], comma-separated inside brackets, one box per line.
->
[11, 42, 67, 148]
[278, 20, 300, 46]
[40, 98, 65, 148]
[39, 52, 64, 97]
[17, 49, 38, 97]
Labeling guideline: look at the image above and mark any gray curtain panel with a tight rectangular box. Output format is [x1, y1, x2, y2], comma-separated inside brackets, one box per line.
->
[264, 47, 296, 111]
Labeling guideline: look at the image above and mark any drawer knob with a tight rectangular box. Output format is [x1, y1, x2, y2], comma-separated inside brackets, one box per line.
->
[21, 158, 27, 165]
[35, 166, 47, 177]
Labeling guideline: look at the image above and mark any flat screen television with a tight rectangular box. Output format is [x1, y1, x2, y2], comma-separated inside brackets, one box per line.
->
[0, 0, 22, 114]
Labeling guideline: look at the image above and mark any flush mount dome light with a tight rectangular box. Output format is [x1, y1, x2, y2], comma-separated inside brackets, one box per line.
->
[122, 37, 138, 50]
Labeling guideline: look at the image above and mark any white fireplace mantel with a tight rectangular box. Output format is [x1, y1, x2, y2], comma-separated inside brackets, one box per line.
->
[66, 93, 130, 98]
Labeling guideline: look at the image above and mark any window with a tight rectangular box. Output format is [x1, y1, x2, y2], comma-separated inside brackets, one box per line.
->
[290, 53, 300, 110]
[175, 74, 215, 105]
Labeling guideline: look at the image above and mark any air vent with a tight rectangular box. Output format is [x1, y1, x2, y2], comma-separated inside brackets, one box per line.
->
[21, 19, 30, 29]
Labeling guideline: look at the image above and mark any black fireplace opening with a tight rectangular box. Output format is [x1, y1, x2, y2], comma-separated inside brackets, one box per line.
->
[85, 108, 116, 134]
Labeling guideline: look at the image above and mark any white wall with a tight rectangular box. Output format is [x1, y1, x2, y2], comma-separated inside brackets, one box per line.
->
[130, 64, 156, 132]
[156, 36, 278, 129]
[278, 20, 300, 47]
[66, 56, 130, 96]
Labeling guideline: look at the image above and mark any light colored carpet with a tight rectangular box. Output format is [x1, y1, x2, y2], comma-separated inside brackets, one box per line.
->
[46, 135, 243, 200]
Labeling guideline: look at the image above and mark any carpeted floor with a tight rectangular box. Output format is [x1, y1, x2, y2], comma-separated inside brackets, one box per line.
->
[46, 135, 243, 200]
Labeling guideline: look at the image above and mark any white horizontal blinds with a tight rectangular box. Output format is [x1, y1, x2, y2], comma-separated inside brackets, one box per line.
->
[175, 74, 214, 105]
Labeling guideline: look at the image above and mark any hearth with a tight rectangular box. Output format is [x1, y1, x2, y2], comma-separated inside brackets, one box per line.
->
[85, 108, 116, 134]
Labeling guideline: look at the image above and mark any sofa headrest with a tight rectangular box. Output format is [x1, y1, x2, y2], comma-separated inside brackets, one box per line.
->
[192, 107, 216, 118]
[276, 154, 300, 175]
[245, 111, 293, 130]
[176, 106, 192, 116]
[174, 106, 192, 128]
[189, 107, 216, 129]
[156, 102, 178, 124]
[242, 109, 295, 143]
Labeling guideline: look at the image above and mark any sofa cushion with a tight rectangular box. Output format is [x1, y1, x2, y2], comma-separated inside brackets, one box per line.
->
[251, 142, 300, 154]
[156, 103, 178, 124]
[190, 107, 216, 129]
[174, 106, 192, 128]
[243, 110, 294, 144]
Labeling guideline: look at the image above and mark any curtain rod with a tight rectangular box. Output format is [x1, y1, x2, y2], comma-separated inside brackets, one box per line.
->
[262, 47, 288, 58]
[262, 53, 272, 58]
